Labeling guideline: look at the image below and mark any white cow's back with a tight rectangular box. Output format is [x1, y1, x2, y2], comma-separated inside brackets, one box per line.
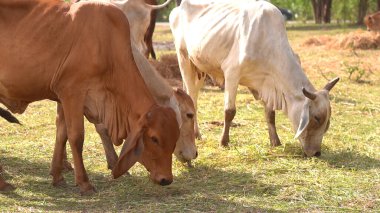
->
[171, 0, 308, 111]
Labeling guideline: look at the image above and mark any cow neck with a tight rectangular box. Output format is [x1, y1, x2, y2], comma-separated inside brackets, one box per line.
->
[131, 45, 183, 126]
[131, 46, 174, 103]
[273, 55, 316, 131]
[104, 54, 157, 146]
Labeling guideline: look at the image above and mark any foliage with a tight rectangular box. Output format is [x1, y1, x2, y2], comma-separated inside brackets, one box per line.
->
[342, 61, 371, 83]
[1, 24, 380, 212]
[156, 0, 379, 23]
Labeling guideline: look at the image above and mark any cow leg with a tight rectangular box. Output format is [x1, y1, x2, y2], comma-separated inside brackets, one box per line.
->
[264, 106, 281, 147]
[95, 124, 118, 170]
[0, 165, 15, 191]
[177, 55, 205, 139]
[50, 104, 71, 187]
[248, 89, 281, 147]
[60, 97, 95, 195]
[145, 9, 157, 59]
[220, 74, 238, 147]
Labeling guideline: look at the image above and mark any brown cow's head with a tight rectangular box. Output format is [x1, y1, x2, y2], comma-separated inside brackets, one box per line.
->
[364, 12, 380, 32]
[112, 106, 180, 186]
[294, 77, 339, 157]
[173, 88, 198, 163]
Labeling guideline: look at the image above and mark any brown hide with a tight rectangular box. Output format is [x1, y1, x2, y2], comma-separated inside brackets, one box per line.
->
[364, 11, 380, 31]
[0, 0, 179, 194]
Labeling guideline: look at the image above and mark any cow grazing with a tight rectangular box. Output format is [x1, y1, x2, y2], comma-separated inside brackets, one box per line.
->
[364, 11, 380, 32]
[56, 0, 197, 172]
[53, 45, 198, 174]
[0, 0, 180, 194]
[170, 0, 339, 157]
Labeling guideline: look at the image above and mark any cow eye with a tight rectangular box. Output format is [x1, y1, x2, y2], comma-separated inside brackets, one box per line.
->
[186, 113, 194, 119]
[151, 136, 159, 144]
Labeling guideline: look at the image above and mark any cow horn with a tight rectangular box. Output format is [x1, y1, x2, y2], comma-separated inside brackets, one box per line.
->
[144, 0, 172, 10]
[323, 77, 340, 91]
[302, 88, 316, 100]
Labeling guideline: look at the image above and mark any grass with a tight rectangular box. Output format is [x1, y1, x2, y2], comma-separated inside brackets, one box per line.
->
[1, 23, 380, 212]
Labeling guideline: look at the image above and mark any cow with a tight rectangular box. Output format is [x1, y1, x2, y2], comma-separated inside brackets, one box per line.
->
[0, 0, 180, 194]
[169, 0, 339, 157]
[364, 11, 380, 32]
[54, 45, 198, 175]
[56, 0, 197, 173]
[77, 0, 172, 59]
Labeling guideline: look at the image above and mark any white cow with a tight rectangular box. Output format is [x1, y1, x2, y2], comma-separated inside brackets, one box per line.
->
[79, 0, 172, 57]
[170, 0, 339, 157]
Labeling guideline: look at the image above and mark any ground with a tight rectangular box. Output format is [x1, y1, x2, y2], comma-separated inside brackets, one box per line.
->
[0, 23, 379, 212]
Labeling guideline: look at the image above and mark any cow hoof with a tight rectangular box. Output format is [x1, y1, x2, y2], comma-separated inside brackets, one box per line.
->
[220, 137, 229, 147]
[271, 140, 281, 147]
[62, 161, 73, 172]
[0, 182, 15, 192]
[79, 184, 96, 196]
[52, 175, 67, 187]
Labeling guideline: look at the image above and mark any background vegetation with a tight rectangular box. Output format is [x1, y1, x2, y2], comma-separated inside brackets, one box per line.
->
[157, 0, 380, 23]
[1, 22, 379, 211]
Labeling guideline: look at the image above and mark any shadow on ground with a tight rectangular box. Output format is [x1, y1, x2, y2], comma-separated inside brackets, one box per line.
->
[0, 155, 283, 212]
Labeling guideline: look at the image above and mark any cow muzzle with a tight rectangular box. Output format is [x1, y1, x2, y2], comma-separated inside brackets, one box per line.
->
[303, 150, 322, 157]
[174, 149, 198, 163]
[151, 174, 173, 186]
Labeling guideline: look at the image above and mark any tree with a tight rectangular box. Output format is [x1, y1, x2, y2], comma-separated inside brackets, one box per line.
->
[358, 0, 368, 24]
[311, 0, 333, 23]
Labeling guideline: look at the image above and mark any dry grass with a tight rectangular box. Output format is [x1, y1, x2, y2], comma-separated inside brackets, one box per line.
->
[302, 30, 380, 50]
[1, 23, 380, 212]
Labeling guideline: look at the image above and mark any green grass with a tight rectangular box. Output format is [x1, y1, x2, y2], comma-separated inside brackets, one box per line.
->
[1, 24, 380, 212]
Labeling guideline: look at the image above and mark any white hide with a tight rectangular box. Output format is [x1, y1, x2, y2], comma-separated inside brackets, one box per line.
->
[170, 0, 338, 156]
[170, 0, 314, 125]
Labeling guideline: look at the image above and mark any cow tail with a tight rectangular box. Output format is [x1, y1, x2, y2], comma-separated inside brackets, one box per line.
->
[0, 107, 21, 124]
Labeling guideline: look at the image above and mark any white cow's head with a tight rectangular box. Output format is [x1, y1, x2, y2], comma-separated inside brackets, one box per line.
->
[172, 88, 198, 163]
[294, 77, 339, 157]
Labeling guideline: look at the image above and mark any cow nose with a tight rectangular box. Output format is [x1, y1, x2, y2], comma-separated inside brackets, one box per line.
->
[159, 178, 172, 186]
[314, 151, 321, 157]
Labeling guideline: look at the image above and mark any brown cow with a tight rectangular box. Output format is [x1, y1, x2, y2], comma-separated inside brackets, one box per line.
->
[57, 0, 196, 174]
[54, 45, 198, 174]
[364, 11, 380, 32]
[0, 0, 179, 194]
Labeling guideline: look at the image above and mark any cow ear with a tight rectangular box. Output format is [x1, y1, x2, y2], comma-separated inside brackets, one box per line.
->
[295, 102, 310, 139]
[112, 127, 145, 179]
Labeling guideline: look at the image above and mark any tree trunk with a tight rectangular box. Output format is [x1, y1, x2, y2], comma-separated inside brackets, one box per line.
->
[378, 0, 380, 11]
[311, 0, 332, 24]
[323, 0, 332, 23]
[358, 0, 368, 25]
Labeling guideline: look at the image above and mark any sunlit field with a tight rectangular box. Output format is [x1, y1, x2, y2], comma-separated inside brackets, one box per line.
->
[1, 23, 379, 212]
